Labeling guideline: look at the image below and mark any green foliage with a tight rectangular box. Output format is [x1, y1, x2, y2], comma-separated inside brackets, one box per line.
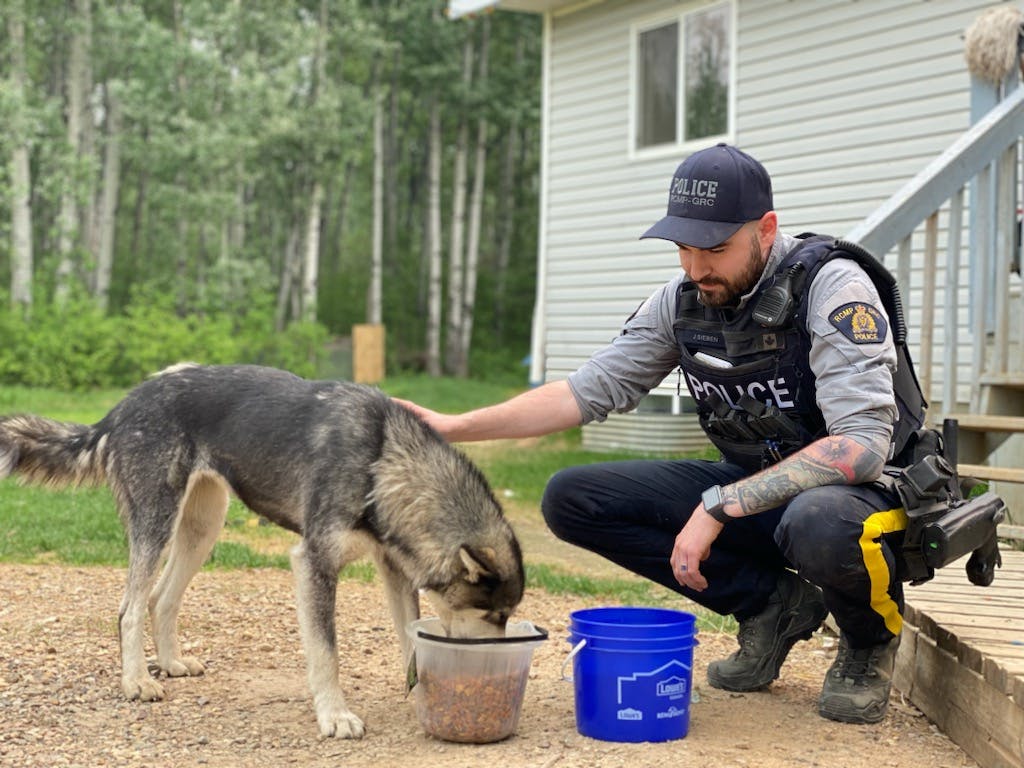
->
[0, 294, 328, 389]
[0, 0, 542, 378]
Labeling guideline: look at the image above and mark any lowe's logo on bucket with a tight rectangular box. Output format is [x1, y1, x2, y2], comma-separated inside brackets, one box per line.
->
[617, 708, 643, 721]
[656, 676, 689, 698]
[617, 659, 692, 704]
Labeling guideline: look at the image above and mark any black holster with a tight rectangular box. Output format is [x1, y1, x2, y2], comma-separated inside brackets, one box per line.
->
[891, 424, 1007, 586]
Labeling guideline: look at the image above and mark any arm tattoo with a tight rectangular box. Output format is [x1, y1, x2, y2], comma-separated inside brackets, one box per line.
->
[729, 435, 882, 516]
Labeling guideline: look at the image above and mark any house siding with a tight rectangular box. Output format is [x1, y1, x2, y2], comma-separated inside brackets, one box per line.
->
[540, 0, 997, 410]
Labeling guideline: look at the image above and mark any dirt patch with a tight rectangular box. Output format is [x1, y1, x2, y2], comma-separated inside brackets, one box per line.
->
[0, 564, 977, 768]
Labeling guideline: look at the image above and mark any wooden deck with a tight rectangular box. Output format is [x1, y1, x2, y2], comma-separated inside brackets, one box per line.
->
[896, 545, 1024, 768]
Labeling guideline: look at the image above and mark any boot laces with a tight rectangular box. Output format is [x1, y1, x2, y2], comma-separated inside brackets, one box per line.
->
[734, 604, 778, 658]
[834, 644, 881, 684]
[735, 620, 759, 657]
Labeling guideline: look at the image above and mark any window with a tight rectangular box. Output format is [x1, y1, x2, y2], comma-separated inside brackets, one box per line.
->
[634, 2, 732, 152]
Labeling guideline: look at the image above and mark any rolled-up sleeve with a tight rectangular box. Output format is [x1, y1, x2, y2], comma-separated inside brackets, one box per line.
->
[567, 276, 683, 424]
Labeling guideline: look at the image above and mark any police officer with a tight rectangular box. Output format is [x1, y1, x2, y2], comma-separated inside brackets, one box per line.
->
[401, 143, 907, 725]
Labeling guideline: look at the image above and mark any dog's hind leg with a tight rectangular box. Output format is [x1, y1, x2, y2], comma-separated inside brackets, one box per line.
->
[119, 499, 178, 702]
[291, 539, 365, 739]
[377, 555, 419, 667]
[149, 473, 229, 679]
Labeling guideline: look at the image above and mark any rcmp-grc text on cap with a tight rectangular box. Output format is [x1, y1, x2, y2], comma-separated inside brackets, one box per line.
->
[640, 143, 773, 249]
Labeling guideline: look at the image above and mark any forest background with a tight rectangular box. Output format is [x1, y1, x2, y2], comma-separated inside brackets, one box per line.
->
[0, 0, 542, 388]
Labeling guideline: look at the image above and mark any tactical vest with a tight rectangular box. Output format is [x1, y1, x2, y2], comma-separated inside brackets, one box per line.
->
[673, 234, 926, 472]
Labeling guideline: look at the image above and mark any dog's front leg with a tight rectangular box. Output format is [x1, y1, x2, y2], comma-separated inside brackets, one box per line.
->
[377, 556, 419, 667]
[290, 542, 364, 739]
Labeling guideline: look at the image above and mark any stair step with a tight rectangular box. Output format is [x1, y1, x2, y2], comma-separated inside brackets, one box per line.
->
[946, 414, 1024, 432]
[978, 373, 1024, 390]
[958, 463, 1024, 484]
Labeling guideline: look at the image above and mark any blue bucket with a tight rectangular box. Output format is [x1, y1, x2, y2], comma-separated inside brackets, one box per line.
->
[564, 607, 697, 743]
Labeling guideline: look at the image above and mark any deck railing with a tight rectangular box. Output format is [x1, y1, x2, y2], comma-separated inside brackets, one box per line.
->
[844, 85, 1024, 415]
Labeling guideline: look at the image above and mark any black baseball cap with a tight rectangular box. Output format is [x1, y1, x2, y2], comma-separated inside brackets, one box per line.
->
[640, 143, 774, 249]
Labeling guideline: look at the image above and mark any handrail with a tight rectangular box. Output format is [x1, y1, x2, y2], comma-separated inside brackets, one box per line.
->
[845, 84, 1024, 256]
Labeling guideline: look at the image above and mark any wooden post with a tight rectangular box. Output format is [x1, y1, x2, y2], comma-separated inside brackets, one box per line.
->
[352, 324, 385, 383]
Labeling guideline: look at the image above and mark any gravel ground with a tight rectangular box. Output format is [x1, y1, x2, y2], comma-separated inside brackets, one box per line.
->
[0, 563, 980, 768]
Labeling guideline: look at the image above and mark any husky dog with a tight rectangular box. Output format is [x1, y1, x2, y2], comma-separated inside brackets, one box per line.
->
[0, 363, 525, 738]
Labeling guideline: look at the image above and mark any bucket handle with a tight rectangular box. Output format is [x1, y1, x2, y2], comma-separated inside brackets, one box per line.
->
[560, 638, 587, 682]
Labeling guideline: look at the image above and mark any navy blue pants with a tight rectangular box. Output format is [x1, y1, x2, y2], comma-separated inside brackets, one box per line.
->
[541, 458, 906, 647]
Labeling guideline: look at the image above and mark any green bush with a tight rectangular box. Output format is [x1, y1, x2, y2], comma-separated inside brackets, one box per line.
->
[0, 294, 328, 389]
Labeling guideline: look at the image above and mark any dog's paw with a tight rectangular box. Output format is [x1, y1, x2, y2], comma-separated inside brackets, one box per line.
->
[163, 656, 205, 678]
[122, 675, 165, 702]
[317, 708, 365, 739]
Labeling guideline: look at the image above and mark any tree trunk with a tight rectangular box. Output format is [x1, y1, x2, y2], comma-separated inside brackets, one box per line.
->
[444, 33, 473, 374]
[172, 0, 191, 314]
[299, 0, 329, 325]
[385, 47, 401, 256]
[302, 180, 324, 323]
[368, 91, 384, 325]
[8, 0, 33, 312]
[425, 99, 444, 377]
[54, 0, 91, 307]
[494, 35, 525, 336]
[128, 126, 149, 282]
[275, 223, 300, 332]
[93, 82, 122, 313]
[456, 17, 490, 378]
[79, 0, 97, 269]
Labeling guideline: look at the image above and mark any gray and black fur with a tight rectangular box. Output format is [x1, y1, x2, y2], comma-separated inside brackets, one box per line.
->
[0, 363, 525, 738]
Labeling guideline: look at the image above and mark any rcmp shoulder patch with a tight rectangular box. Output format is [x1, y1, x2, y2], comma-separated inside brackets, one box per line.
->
[829, 302, 888, 344]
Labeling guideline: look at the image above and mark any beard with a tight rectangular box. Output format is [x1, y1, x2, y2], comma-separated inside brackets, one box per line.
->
[697, 234, 766, 308]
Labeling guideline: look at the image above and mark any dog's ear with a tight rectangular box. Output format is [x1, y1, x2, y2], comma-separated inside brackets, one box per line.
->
[459, 546, 497, 583]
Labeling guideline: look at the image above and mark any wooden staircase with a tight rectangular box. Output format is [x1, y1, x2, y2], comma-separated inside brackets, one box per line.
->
[946, 378, 1024, 534]
[838, 84, 1024, 534]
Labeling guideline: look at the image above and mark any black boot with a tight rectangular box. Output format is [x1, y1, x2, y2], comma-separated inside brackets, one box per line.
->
[707, 570, 827, 691]
[818, 633, 900, 724]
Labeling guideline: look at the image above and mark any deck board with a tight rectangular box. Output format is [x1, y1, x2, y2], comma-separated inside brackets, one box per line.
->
[898, 545, 1024, 768]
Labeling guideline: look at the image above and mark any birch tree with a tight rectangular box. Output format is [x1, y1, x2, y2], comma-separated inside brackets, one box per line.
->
[444, 31, 473, 373]
[93, 81, 122, 312]
[425, 98, 444, 376]
[301, 0, 329, 324]
[54, 0, 91, 306]
[456, 16, 491, 378]
[368, 87, 384, 325]
[7, 0, 33, 312]
[494, 33, 525, 335]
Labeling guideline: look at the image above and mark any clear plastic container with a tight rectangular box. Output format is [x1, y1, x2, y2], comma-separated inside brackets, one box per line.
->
[406, 617, 547, 743]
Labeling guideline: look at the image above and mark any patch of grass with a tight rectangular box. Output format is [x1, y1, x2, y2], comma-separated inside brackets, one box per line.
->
[378, 373, 525, 413]
[0, 385, 125, 424]
[0, 482, 126, 565]
[526, 563, 737, 634]
[205, 541, 291, 569]
[527, 562, 670, 602]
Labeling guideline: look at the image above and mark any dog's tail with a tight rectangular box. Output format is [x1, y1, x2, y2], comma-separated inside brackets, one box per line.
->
[0, 415, 108, 489]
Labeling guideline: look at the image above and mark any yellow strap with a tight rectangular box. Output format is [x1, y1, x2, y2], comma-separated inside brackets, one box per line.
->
[858, 507, 908, 636]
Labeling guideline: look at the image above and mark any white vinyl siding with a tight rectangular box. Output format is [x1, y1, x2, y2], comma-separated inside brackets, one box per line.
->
[538, 0, 997, 410]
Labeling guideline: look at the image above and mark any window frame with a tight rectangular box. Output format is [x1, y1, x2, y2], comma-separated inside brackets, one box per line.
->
[628, 0, 737, 161]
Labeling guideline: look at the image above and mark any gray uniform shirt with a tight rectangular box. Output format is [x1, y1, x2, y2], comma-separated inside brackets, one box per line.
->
[566, 232, 899, 463]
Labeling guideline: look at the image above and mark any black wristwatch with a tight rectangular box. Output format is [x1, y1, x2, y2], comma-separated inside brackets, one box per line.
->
[701, 485, 732, 524]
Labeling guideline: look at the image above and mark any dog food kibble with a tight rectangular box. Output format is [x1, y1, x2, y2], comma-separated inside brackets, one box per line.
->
[416, 669, 528, 743]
